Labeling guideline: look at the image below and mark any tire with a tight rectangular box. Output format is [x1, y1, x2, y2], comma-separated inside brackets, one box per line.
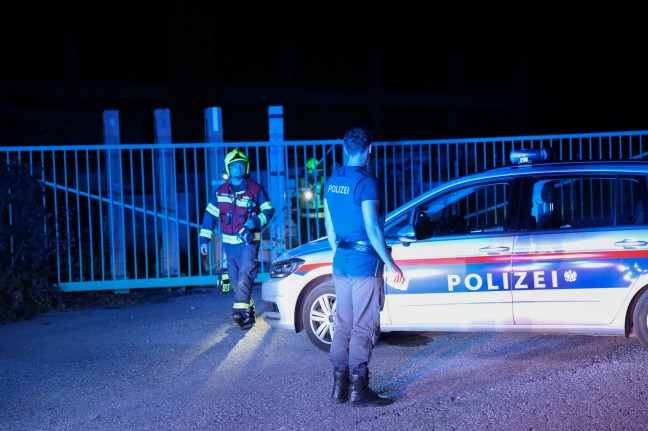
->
[302, 281, 336, 352]
[633, 291, 648, 350]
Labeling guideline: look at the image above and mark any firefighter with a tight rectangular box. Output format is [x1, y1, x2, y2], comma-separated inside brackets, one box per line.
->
[199, 149, 275, 330]
[299, 157, 325, 243]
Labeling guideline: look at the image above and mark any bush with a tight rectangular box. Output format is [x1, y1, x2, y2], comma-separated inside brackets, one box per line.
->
[0, 161, 58, 321]
[0, 161, 186, 323]
[0, 161, 132, 322]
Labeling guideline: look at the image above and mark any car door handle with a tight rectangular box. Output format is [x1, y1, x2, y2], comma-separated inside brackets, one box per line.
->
[479, 245, 510, 254]
[614, 239, 648, 248]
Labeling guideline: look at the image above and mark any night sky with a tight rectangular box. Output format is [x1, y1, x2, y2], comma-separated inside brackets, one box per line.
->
[2, 8, 647, 144]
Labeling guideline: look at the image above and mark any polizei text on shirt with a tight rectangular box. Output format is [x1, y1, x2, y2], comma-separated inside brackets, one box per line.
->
[327, 184, 351, 194]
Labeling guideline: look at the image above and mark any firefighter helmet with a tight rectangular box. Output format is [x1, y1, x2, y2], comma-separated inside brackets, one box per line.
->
[306, 158, 322, 172]
[225, 149, 249, 175]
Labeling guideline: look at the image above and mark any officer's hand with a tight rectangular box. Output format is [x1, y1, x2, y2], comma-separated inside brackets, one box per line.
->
[200, 243, 209, 256]
[385, 264, 406, 290]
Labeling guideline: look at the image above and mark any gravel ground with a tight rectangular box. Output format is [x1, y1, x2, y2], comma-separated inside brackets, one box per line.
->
[1, 286, 648, 431]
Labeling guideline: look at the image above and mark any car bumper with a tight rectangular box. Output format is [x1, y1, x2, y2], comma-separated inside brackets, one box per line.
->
[261, 276, 301, 331]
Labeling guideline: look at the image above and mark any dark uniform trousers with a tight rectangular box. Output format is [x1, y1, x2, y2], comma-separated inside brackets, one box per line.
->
[329, 247, 383, 376]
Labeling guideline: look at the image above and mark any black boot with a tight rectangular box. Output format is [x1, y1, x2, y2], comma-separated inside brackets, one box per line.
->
[232, 311, 254, 330]
[349, 372, 393, 407]
[331, 369, 350, 403]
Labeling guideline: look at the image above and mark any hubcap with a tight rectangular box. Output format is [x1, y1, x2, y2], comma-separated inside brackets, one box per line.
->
[309, 293, 336, 345]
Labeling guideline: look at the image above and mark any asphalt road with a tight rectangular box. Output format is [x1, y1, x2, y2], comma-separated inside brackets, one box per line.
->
[2, 286, 648, 431]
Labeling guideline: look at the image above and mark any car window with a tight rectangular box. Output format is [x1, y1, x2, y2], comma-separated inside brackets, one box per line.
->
[414, 181, 511, 239]
[617, 177, 647, 225]
[528, 174, 648, 230]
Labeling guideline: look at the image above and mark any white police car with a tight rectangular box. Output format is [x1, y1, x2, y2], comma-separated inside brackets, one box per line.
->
[262, 149, 648, 352]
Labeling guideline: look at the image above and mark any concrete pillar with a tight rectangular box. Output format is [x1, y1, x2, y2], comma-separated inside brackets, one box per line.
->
[154, 109, 179, 276]
[268, 106, 287, 259]
[102, 110, 126, 280]
[204, 107, 226, 191]
[204, 107, 226, 275]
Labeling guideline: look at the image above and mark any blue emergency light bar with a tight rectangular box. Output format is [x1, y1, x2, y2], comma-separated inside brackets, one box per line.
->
[510, 148, 549, 165]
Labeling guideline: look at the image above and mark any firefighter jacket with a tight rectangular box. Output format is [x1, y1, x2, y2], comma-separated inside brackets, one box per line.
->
[200, 178, 275, 245]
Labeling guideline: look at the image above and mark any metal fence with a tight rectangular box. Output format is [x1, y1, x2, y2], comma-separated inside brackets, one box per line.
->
[2, 129, 647, 292]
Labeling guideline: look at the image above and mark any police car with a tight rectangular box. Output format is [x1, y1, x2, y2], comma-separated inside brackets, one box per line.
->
[261, 149, 648, 352]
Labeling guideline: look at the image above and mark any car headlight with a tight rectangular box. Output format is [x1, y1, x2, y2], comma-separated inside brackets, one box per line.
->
[270, 258, 305, 278]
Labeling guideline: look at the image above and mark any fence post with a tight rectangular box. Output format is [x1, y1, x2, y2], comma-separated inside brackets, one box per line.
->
[204, 107, 225, 187]
[204, 107, 226, 276]
[268, 106, 287, 261]
[154, 109, 179, 276]
[102, 110, 127, 281]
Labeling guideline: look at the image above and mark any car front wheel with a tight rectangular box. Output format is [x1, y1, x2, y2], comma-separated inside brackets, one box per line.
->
[633, 291, 648, 350]
[302, 281, 336, 352]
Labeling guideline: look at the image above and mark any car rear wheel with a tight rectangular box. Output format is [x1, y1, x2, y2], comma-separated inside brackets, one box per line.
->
[633, 291, 648, 349]
[302, 281, 336, 352]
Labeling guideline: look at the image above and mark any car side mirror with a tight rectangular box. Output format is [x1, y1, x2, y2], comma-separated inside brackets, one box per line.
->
[397, 224, 417, 247]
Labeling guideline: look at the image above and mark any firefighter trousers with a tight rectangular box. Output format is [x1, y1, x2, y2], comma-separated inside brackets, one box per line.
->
[223, 242, 260, 313]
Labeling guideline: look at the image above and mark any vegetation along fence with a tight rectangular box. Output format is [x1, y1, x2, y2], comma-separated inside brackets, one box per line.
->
[2, 105, 647, 292]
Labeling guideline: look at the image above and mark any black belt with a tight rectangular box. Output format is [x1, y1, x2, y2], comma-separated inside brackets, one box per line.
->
[337, 240, 379, 257]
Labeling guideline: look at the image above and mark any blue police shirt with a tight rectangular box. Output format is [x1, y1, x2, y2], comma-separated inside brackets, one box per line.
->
[324, 166, 381, 242]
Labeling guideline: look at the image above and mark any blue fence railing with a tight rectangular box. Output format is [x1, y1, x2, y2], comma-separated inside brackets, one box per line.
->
[3, 129, 647, 292]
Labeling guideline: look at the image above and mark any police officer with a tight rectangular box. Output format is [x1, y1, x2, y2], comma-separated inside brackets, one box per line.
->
[199, 149, 275, 330]
[300, 158, 325, 243]
[323, 127, 404, 406]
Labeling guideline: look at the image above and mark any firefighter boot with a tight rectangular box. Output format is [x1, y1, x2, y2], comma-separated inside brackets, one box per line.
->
[248, 305, 256, 325]
[331, 369, 350, 403]
[348, 372, 393, 407]
[232, 310, 254, 330]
